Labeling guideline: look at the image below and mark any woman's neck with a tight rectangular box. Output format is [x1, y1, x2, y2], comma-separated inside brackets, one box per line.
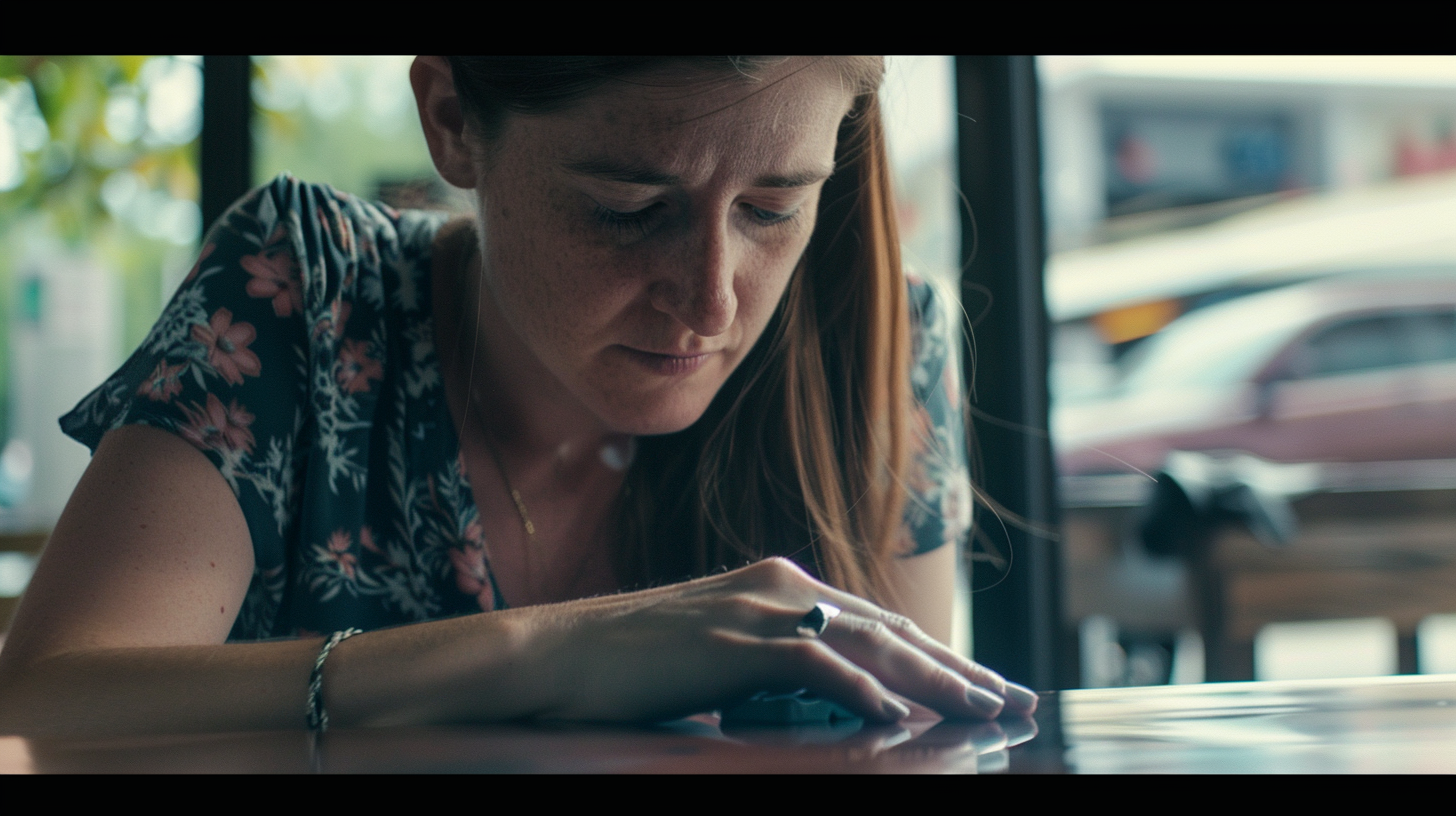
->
[432, 218, 630, 477]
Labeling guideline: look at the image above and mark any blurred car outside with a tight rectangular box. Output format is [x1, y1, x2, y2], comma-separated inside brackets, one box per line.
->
[1053, 268, 1456, 684]
[1056, 268, 1456, 480]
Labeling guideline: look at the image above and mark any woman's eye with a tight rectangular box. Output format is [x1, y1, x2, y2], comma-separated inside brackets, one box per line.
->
[594, 204, 663, 240]
[745, 204, 797, 226]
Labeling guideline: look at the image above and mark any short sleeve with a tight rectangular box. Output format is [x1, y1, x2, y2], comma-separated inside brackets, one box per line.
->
[60, 177, 313, 627]
[901, 276, 973, 556]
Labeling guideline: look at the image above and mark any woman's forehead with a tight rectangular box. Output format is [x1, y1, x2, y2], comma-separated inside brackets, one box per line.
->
[568, 58, 854, 124]
[530, 60, 853, 141]
[523, 66, 854, 184]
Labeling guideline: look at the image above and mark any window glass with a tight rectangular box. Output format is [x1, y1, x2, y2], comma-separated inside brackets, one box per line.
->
[882, 56, 961, 294]
[251, 56, 465, 211]
[1409, 311, 1456, 364]
[1042, 56, 1456, 686]
[0, 56, 200, 528]
[1304, 315, 1412, 377]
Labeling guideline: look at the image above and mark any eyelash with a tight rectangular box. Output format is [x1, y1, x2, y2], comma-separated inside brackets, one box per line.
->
[746, 205, 799, 227]
[594, 204, 662, 240]
[593, 203, 800, 240]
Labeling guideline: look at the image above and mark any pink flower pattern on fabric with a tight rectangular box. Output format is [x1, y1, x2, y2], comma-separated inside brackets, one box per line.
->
[336, 338, 383, 394]
[449, 533, 496, 613]
[324, 530, 359, 581]
[178, 393, 256, 454]
[359, 525, 382, 555]
[192, 308, 261, 386]
[313, 300, 352, 341]
[241, 247, 303, 318]
[137, 361, 185, 403]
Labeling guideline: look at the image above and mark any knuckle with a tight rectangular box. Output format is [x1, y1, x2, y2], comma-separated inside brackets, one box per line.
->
[864, 619, 892, 642]
[856, 617, 891, 642]
[880, 611, 916, 634]
[838, 615, 894, 646]
[750, 557, 810, 591]
[766, 556, 808, 579]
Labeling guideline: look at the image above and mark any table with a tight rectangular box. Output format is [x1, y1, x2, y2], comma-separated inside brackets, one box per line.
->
[1032, 674, 1456, 773]
[5, 674, 1456, 772]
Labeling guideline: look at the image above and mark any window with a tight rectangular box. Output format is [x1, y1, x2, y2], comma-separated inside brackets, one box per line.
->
[0, 56, 201, 528]
[1044, 56, 1456, 685]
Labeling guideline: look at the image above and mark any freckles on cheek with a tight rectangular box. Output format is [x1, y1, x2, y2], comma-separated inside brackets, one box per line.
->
[745, 250, 803, 309]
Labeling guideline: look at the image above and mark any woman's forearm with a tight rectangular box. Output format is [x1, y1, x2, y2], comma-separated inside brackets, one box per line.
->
[0, 609, 549, 738]
[0, 639, 322, 736]
[0, 556, 1032, 738]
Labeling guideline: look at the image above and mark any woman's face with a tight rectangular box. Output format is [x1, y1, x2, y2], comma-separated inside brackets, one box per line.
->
[464, 59, 855, 436]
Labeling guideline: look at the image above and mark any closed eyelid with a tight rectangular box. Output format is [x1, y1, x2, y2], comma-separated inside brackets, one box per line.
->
[739, 188, 816, 214]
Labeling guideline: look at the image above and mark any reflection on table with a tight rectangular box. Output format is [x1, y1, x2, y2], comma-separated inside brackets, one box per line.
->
[0, 709, 1034, 774]
[8, 674, 1456, 772]
[1034, 674, 1456, 773]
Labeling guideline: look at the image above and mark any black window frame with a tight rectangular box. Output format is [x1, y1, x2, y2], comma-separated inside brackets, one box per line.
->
[955, 56, 1066, 691]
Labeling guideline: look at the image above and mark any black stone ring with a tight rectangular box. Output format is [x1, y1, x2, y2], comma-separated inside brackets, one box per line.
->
[796, 602, 842, 638]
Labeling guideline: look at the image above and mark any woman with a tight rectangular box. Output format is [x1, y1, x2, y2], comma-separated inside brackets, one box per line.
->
[0, 56, 1036, 736]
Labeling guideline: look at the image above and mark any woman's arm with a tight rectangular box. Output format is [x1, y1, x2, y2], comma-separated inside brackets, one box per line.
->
[883, 545, 958, 647]
[0, 425, 550, 735]
[0, 425, 1029, 738]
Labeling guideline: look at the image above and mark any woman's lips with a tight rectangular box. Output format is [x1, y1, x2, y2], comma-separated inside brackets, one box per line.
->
[617, 346, 715, 376]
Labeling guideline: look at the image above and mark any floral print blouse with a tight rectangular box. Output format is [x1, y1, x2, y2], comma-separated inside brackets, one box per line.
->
[61, 175, 972, 641]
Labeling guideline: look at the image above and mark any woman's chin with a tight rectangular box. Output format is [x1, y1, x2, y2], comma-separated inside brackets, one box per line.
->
[595, 394, 713, 438]
[609, 411, 705, 438]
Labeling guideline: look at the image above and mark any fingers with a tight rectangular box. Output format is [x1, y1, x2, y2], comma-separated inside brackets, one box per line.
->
[819, 612, 1005, 720]
[720, 559, 1038, 716]
[877, 621, 1039, 715]
[756, 636, 911, 724]
[800, 584, 1037, 715]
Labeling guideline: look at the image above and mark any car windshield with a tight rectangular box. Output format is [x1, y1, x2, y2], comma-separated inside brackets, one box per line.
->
[1117, 295, 1309, 394]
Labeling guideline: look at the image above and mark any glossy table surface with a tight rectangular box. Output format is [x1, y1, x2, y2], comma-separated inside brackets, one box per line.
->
[6, 674, 1456, 772]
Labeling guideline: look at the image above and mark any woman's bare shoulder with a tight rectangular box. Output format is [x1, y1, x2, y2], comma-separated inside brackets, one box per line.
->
[0, 425, 253, 669]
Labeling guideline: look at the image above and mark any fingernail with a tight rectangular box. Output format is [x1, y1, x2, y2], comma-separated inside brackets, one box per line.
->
[966, 685, 1005, 716]
[881, 697, 911, 721]
[1004, 681, 1039, 712]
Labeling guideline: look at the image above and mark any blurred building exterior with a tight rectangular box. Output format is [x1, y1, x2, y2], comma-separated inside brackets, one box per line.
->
[1041, 56, 1456, 401]
[1041, 57, 1456, 686]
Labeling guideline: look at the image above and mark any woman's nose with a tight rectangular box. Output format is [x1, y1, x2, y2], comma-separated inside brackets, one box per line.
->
[649, 219, 737, 337]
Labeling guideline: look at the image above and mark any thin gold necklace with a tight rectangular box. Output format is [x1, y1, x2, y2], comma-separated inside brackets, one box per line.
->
[454, 232, 538, 545]
[479, 420, 538, 543]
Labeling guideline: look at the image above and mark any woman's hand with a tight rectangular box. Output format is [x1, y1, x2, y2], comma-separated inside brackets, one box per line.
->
[0, 426, 1032, 737]
[528, 557, 1037, 725]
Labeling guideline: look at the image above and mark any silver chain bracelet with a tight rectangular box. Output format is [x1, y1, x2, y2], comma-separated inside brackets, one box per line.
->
[307, 628, 362, 732]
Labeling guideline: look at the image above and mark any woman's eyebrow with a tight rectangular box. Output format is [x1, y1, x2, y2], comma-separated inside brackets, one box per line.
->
[563, 158, 679, 186]
[756, 166, 835, 189]
[563, 158, 835, 189]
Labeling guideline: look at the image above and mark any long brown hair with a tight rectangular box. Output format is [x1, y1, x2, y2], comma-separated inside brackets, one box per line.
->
[447, 57, 913, 604]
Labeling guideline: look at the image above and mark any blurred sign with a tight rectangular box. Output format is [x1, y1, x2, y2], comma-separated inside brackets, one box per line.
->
[1104, 107, 1297, 217]
[1092, 298, 1182, 345]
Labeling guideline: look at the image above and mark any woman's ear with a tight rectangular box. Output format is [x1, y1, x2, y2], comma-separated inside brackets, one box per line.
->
[411, 56, 477, 189]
